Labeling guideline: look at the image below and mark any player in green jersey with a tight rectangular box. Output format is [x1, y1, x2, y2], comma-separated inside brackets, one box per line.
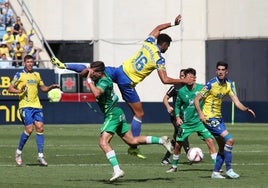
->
[85, 61, 173, 182]
[166, 68, 217, 173]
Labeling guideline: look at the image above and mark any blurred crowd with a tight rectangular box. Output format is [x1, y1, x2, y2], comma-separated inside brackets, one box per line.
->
[0, 1, 42, 68]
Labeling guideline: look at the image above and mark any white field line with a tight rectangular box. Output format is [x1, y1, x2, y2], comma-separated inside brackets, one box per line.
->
[0, 163, 267, 167]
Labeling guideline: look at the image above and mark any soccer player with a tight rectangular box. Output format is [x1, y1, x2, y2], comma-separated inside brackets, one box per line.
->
[165, 68, 217, 173]
[51, 14, 190, 159]
[194, 61, 256, 179]
[85, 61, 173, 182]
[161, 69, 191, 165]
[8, 55, 60, 166]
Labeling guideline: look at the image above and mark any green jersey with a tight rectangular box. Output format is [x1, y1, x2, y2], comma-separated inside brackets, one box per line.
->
[95, 74, 118, 114]
[174, 83, 204, 125]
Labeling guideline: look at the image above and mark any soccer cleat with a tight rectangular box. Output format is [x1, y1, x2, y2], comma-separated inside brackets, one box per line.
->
[161, 136, 173, 153]
[37, 157, 48, 166]
[109, 170, 125, 182]
[127, 147, 146, 159]
[50, 57, 66, 69]
[166, 167, 177, 173]
[161, 158, 171, 165]
[211, 171, 226, 179]
[15, 152, 22, 166]
[226, 169, 240, 179]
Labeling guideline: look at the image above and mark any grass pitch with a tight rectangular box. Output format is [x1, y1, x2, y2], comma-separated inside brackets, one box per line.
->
[0, 123, 267, 188]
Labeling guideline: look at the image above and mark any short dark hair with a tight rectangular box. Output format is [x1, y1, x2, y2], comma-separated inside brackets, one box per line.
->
[90, 61, 105, 72]
[24, 54, 34, 61]
[216, 61, 228, 69]
[157, 33, 172, 45]
[184, 68, 196, 76]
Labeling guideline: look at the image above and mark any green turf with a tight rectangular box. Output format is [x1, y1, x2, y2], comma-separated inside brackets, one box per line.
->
[0, 123, 267, 188]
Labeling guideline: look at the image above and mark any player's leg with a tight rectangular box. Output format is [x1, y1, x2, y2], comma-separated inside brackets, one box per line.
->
[167, 125, 190, 172]
[15, 125, 32, 166]
[166, 141, 182, 173]
[221, 131, 239, 178]
[50, 57, 66, 69]
[204, 137, 217, 164]
[196, 122, 217, 164]
[121, 131, 172, 153]
[99, 131, 124, 182]
[161, 115, 177, 165]
[65, 64, 87, 72]
[116, 79, 146, 159]
[126, 101, 146, 158]
[15, 108, 34, 166]
[34, 109, 47, 166]
[35, 122, 47, 166]
[101, 108, 126, 182]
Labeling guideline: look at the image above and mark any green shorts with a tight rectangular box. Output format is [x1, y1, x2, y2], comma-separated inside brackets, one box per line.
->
[101, 107, 130, 136]
[176, 121, 213, 142]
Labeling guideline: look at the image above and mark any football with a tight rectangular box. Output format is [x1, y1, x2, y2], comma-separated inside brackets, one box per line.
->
[48, 88, 62, 102]
[187, 147, 204, 162]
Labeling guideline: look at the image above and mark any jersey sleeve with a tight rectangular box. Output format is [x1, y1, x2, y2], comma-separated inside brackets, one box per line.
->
[156, 55, 166, 71]
[166, 86, 176, 98]
[228, 80, 236, 97]
[10, 72, 21, 86]
[96, 78, 109, 92]
[199, 81, 211, 97]
[174, 91, 182, 117]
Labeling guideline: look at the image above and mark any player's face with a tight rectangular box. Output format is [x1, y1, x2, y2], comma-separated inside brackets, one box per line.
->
[90, 70, 102, 81]
[160, 42, 170, 53]
[186, 73, 196, 86]
[216, 65, 228, 80]
[24, 58, 34, 72]
[179, 72, 185, 79]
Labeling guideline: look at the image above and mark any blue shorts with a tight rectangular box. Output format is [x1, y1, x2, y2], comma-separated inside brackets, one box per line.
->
[204, 118, 226, 137]
[105, 66, 140, 103]
[19, 108, 44, 126]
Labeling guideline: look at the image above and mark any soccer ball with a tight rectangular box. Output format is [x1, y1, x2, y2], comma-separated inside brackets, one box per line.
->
[48, 88, 62, 102]
[187, 147, 204, 162]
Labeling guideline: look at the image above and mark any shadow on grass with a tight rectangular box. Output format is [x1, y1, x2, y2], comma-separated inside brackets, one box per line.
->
[65, 177, 175, 185]
[25, 163, 48, 167]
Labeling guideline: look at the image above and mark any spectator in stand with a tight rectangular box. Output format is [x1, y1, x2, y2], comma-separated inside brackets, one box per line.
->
[0, 0, 7, 12]
[24, 40, 42, 67]
[26, 29, 35, 41]
[12, 16, 24, 36]
[15, 28, 28, 48]
[0, 41, 10, 58]
[2, 1, 14, 28]
[0, 12, 5, 28]
[13, 41, 24, 67]
[3, 27, 14, 51]
[0, 52, 12, 68]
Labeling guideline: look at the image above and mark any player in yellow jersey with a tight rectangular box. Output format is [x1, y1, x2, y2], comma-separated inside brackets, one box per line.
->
[194, 61, 256, 179]
[51, 14, 190, 159]
[8, 55, 60, 166]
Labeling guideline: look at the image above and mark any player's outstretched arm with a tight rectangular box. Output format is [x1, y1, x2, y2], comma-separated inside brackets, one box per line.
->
[157, 69, 191, 85]
[230, 95, 256, 118]
[149, 14, 182, 38]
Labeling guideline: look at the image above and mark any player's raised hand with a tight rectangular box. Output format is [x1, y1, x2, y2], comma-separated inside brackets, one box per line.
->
[174, 14, 182, 26]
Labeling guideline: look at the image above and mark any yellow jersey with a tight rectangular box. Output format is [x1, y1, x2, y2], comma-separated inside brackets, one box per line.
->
[10, 70, 44, 109]
[199, 77, 235, 119]
[122, 36, 166, 86]
[15, 33, 28, 47]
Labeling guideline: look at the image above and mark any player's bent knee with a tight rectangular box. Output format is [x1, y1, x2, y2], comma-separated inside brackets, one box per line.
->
[224, 133, 233, 143]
